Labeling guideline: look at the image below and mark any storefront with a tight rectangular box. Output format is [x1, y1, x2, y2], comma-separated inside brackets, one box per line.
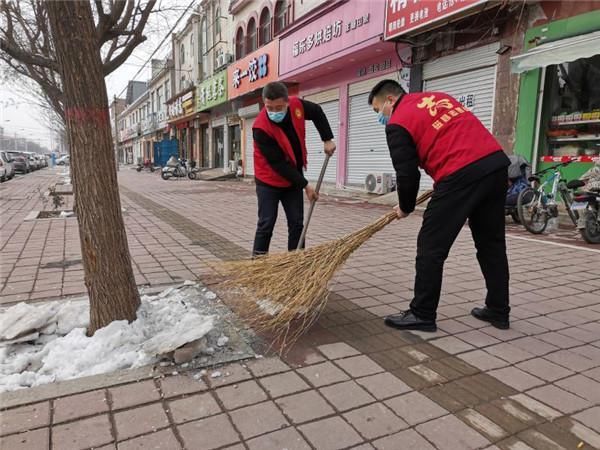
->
[227, 39, 280, 177]
[279, 0, 410, 189]
[512, 9, 600, 179]
[167, 89, 199, 163]
[119, 126, 137, 165]
[155, 111, 168, 141]
[141, 116, 155, 162]
[196, 70, 229, 168]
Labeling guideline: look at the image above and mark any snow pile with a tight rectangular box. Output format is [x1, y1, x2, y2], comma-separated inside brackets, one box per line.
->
[0, 285, 216, 392]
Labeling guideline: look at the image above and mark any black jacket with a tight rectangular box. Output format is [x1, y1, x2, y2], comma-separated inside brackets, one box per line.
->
[253, 99, 334, 190]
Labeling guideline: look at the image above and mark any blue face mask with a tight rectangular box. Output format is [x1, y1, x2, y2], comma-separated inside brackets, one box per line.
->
[268, 109, 287, 123]
[377, 111, 389, 126]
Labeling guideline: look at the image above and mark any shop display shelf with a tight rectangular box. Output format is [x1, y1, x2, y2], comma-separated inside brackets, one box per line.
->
[549, 135, 600, 142]
[551, 119, 600, 126]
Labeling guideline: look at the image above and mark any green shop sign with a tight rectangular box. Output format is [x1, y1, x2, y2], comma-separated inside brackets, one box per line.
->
[197, 71, 228, 111]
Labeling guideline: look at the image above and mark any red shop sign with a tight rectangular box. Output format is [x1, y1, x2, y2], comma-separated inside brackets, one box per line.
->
[385, 0, 487, 40]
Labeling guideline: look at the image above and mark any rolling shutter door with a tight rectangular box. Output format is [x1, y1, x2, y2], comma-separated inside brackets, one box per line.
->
[420, 43, 499, 190]
[423, 66, 496, 131]
[422, 42, 499, 131]
[305, 100, 339, 183]
[244, 117, 255, 176]
[346, 92, 394, 186]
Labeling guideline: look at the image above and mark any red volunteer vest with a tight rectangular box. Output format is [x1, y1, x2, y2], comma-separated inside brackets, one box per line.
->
[389, 92, 501, 184]
[253, 96, 307, 188]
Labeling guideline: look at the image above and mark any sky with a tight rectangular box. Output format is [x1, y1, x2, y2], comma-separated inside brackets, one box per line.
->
[0, 0, 192, 151]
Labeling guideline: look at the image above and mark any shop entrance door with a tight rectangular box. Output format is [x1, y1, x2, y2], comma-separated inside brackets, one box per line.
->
[229, 124, 241, 164]
[213, 126, 224, 168]
[201, 125, 210, 167]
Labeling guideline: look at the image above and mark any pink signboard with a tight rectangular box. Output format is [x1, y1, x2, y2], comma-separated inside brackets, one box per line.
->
[279, 0, 386, 77]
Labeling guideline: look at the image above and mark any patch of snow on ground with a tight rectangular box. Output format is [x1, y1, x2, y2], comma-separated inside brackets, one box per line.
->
[0, 285, 215, 392]
[256, 299, 283, 316]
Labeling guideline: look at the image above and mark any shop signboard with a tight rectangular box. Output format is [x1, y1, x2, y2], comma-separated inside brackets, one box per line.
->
[384, 0, 487, 40]
[197, 71, 228, 111]
[279, 1, 386, 78]
[168, 90, 195, 120]
[227, 40, 279, 99]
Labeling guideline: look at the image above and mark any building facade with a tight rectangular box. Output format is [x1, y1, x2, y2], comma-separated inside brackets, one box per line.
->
[109, 97, 126, 165]
[229, 0, 324, 177]
[194, 0, 239, 170]
[168, 16, 201, 164]
[115, 0, 598, 192]
[146, 58, 174, 161]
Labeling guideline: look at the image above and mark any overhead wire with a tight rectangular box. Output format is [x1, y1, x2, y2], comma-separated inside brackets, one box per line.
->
[114, 0, 197, 99]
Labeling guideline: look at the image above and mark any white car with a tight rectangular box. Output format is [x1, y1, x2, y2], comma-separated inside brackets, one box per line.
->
[0, 164, 6, 182]
[0, 151, 15, 180]
[23, 152, 39, 170]
[57, 155, 70, 166]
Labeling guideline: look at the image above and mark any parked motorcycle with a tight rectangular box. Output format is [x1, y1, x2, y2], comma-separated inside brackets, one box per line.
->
[161, 158, 198, 180]
[567, 180, 600, 244]
[136, 159, 155, 173]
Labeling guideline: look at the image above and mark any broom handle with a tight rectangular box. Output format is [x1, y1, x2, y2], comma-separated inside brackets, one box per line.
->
[382, 189, 434, 223]
[297, 153, 331, 250]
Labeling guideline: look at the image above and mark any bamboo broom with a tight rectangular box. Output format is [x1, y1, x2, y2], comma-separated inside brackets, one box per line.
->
[216, 189, 434, 350]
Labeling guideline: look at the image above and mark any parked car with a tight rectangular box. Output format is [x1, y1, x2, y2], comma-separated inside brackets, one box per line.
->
[34, 154, 46, 169]
[57, 155, 70, 166]
[0, 162, 6, 182]
[0, 151, 16, 180]
[25, 152, 41, 170]
[6, 151, 30, 173]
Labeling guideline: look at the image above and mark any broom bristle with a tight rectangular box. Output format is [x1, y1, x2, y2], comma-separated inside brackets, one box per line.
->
[215, 190, 433, 350]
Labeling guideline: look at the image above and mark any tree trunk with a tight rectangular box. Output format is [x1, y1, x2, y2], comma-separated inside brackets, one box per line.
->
[46, 1, 140, 335]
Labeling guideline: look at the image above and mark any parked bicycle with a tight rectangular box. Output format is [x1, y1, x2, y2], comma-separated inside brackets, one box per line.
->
[517, 160, 579, 234]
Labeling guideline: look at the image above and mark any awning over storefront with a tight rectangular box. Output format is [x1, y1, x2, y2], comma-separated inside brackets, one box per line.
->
[511, 30, 600, 74]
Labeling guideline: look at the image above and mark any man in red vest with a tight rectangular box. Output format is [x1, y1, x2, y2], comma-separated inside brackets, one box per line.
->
[252, 82, 336, 256]
[368, 79, 511, 332]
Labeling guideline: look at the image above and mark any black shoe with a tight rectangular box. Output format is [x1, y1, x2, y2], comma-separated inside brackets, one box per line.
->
[384, 310, 437, 332]
[471, 307, 510, 329]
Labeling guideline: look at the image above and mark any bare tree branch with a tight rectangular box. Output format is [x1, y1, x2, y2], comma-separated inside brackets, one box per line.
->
[101, 0, 156, 76]
[0, 1, 59, 70]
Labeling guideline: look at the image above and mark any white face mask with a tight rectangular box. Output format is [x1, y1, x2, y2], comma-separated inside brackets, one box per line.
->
[267, 109, 287, 123]
[376, 100, 393, 126]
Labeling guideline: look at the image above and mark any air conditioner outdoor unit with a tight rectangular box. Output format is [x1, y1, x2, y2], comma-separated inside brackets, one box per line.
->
[216, 53, 234, 68]
[364, 172, 396, 194]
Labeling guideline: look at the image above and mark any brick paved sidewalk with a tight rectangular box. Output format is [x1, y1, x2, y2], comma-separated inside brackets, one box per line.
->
[1, 169, 599, 449]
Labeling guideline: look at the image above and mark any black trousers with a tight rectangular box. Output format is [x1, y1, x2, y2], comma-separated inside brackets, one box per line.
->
[253, 184, 304, 256]
[410, 168, 510, 321]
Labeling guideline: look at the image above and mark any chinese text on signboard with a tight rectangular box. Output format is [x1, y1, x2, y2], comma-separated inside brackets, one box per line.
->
[197, 71, 227, 111]
[232, 54, 269, 89]
[357, 58, 392, 77]
[292, 14, 371, 57]
[385, 0, 486, 40]
[228, 40, 278, 98]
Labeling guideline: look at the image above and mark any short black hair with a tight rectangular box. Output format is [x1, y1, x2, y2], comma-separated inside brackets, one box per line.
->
[368, 79, 405, 105]
[262, 82, 289, 101]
